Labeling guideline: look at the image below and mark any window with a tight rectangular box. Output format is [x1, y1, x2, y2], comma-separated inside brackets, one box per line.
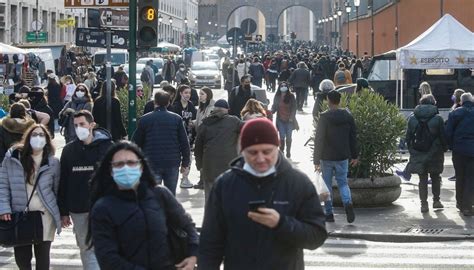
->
[425, 69, 455, 76]
[368, 59, 399, 81]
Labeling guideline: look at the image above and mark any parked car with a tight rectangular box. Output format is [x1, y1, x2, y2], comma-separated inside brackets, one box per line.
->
[137, 57, 164, 83]
[122, 63, 146, 86]
[188, 61, 221, 89]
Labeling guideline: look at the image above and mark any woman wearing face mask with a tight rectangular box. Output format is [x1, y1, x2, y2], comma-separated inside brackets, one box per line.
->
[172, 85, 197, 189]
[63, 75, 76, 104]
[271, 82, 299, 159]
[59, 83, 93, 143]
[0, 124, 61, 270]
[88, 142, 198, 270]
[175, 64, 188, 85]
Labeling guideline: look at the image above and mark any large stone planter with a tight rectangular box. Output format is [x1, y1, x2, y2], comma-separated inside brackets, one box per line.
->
[332, 175, 402, 207]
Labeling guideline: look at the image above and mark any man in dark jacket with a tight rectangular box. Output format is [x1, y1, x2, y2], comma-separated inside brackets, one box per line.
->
[199, 118, 327, 270]
[313, 90, 358, 223]
[194, 99, 243, 202]
[445, 92, 474, 216]
[58, 110, 113, 270]
[228, 75, 256, 118]
[248, 57, 265, 87]
[288, 62, 311, 111]
[132, 90, 190, 195]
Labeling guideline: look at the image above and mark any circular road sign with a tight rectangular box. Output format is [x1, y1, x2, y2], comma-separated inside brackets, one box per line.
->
[31, 20, 43, 31]
[240, 18, 257, 35]
[226, 27, 244, 45]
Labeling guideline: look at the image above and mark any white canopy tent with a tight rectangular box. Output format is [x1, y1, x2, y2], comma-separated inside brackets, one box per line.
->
[0, 42, 27, 55]
[395, 14, 474, 108]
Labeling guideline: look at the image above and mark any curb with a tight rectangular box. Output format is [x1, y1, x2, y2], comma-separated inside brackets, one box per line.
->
[328, 231, 474, 243]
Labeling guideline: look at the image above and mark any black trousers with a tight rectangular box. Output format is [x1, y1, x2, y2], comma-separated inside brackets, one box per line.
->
[14, 241, 52, 270]
[294, 87, 307, 110]
[452, 152, 474, 211]
[418, 173, 441, 202]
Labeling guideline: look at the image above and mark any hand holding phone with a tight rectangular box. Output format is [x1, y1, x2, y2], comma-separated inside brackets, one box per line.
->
[248, 200, 266, 212]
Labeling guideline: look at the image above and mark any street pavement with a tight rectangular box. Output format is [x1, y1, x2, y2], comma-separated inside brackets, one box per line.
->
[1, 88, 473, 268]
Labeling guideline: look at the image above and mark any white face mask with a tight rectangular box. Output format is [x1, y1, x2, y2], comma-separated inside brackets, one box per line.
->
[75, 126, 91, 141]
[30, 136, 46, 150]
[75, 91, 85, 98]
[280, 87, 288, 92]
[180, 68, 185, 72]
[243, 163, 276, 178]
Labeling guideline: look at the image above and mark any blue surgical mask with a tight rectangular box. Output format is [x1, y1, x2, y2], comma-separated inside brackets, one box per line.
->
[112, 165, 142, 189]
[451, 95, 456, 103]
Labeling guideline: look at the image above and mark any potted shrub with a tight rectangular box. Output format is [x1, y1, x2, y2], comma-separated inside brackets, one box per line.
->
[317, 89, 406, 207]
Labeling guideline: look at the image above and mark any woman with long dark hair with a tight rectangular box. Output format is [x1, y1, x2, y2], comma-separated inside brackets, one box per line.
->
[271, 81, 299, 158]
[92, 81, 127, 141]
[88, 141, 198, 270]
[0, 124, 61, 270]
[59, 83, 93, 143]
[194, 87, 215, 132]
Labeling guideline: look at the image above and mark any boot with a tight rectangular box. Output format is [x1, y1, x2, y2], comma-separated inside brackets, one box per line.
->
[421, 201, 429, 213]
[433, 200, 444, 209]
[279, 139, 285, 153]
[285, 138, 292, 158]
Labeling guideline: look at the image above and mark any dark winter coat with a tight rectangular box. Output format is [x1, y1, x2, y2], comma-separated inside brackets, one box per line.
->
[445, 101, 474, 157]
[405, 104, 447, 174]
[58, 128, 113, 215]
[92, 96, 127, 141]
[194, 110, 242, 185]
[228, 86, 256, 118]
[313, 108, 358, 165]
[198, 154, 328, 270]
[91, 184, 199, 270]
[248, 63, 265, 82]
[132, 107, 191, 170]
[46, 82, 63, 118]
[59, 97, 93, 142]
[31, 96, 55, 138]
[288, 68, 311, 88]
[0, 116, 35, 162]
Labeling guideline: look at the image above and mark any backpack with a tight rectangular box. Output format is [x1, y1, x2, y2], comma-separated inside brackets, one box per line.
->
[140, 69, 150, 83]
[335, 70, 347, 84]
[411, 117, 435, 152]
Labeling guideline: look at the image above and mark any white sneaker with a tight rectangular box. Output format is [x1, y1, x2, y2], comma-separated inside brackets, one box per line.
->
[180, 178, 193, 189]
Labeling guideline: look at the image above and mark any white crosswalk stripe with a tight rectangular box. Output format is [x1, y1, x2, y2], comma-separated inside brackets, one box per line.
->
[1, 234, 474, 269]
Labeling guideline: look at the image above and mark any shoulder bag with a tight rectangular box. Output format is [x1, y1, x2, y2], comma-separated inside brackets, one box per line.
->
[0, 171, 44, 247]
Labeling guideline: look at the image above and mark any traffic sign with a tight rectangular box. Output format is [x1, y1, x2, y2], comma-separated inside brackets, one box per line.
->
[26, 32, 48, 42]
[64, 0, 129, 8]
[76, 28, 128, 48]
[226, 27, 244, 45]
[31, 20, 43, 31]
[57, 18, 76, 27]
[240, 18, 257, 35]
[100, 9, 129, 28]
[255, 35, 262, 42]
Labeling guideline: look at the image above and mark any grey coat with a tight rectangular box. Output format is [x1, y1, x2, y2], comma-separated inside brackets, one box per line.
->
[0, 148, 61, 234]
[59, 97, 93, 142]
[406, 104, 447, 175]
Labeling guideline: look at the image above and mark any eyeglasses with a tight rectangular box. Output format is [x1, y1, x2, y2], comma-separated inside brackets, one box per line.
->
[110, 160, 141, 168]
[31, 132, 46, 137]
[76, 88, 86, 92]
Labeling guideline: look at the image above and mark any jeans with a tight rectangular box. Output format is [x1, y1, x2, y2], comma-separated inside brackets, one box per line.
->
[321, 159, 352, 215]
[70, 212, 100, 270]
[452, 152, 474, 211]
[14, 241, 51, 270]
[276, 119, 294, 141]
[155, 166, 180, 195]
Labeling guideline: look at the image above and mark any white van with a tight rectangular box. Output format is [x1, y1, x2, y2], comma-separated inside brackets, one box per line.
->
[93, 49, 129, 68]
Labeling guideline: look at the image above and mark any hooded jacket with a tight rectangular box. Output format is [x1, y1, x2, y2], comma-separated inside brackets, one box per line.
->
[59, 97, 93, 142]
[313, 108, 358, 164]
[198, 154, 327, 270]
[406, 104, 447, 174]
[58, 128, 114, 215]
[446, 101, 474, 157]
[0, 116, 35, 162]
[91, 184, 199, 270]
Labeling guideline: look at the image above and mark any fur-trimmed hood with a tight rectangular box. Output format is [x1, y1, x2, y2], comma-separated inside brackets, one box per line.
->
[0, 117, 35, 134]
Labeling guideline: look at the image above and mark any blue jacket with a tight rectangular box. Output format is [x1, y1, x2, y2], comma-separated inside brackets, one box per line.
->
[91, 184, 199, 270]
[445, 101, 474, 157]
[198, 154, 327, 270]
[132, 106, 190, 170]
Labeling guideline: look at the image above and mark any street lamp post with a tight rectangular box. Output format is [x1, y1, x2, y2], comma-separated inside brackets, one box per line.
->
[158, 14, 163, 42]
[337, 8, 343, 48]
[345, 2, 352, 53]
[329, 16, 334, 48]
[333, 13, 338, 48]
[394, 0, 399, 48]
[184, 17, 188, 47]
[369, 0, 375, 56]
[214, 23, 218, 40]
[169, 17, 173, 43]
[354, 0, 360, 56]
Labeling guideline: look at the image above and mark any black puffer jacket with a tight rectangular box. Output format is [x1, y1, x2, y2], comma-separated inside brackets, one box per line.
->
[198, 154, 327, 270]
[91, 184, 199, 270]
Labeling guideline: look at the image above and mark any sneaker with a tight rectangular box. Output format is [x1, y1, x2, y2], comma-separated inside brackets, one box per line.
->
[433, 201, 444, 209]
[421, 201, 429, 213]
[179, 178, 193, 189]
[395, 170, 411, 181]
[448, 175, 456, 181]
[325, 214, 335, 222]
[344, 204, 355, 223]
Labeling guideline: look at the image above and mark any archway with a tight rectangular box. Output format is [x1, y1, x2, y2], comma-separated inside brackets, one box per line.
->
[277, 6, 317, 42]
[227, 6, 266, 41]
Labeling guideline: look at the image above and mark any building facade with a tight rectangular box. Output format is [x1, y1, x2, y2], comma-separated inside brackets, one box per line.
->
[159, 0, 198, 45]
[0, 0, 85, 44]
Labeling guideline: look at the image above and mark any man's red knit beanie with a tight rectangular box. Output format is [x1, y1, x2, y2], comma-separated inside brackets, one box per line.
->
[240, 118, 280, 151]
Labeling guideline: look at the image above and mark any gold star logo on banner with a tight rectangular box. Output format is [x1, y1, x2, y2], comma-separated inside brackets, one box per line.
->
[410, 56, 417, 65]
[456, 56, 465, 64]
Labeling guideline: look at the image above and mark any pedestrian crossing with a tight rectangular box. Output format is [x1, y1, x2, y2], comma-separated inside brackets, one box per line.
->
[1, 233, 473, 269]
